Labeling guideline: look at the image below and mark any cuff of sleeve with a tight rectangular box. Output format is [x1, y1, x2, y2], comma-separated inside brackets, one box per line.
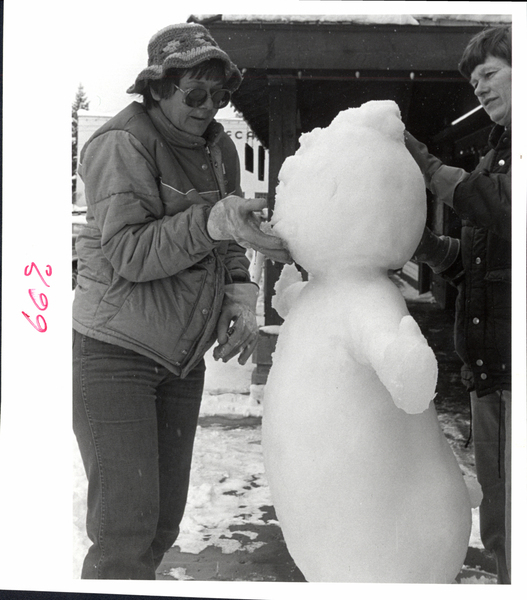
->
[223, 282, 260, 309]
[201, 205, 224, 245]
[429, 165, 469, 208]
[430, 236, 460, 274]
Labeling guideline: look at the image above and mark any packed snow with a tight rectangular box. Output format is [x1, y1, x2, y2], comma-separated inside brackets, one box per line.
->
[262, 100, 474, 583]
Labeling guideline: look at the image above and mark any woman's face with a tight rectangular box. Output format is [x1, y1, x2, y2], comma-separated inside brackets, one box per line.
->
[470, 55, 512, 127]
[156, 72, 223, 136]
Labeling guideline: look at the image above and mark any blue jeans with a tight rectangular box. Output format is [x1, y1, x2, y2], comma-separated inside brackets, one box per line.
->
[471, 389, 511, 584]
[73, 331, 204, 579]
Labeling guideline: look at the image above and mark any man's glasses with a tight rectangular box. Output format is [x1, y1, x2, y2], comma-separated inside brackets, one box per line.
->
[173, 84, 232, 109]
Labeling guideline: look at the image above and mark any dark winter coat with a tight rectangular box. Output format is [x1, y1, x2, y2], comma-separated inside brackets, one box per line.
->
[72, 102, 250, 377]
[449, 125, 511, 396]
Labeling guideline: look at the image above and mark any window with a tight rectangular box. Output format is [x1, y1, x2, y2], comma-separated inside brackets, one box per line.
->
[245, 144, 254, 173]
[258, 146, 265, 181]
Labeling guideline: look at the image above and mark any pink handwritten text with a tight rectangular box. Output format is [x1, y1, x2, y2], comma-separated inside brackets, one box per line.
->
[22, 263, 52, 332]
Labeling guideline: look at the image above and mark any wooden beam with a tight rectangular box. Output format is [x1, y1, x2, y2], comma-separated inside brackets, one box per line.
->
[204, 22, 483, 72]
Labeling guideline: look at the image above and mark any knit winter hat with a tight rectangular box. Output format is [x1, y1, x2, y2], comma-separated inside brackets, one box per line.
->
[127, 23, 242, 95]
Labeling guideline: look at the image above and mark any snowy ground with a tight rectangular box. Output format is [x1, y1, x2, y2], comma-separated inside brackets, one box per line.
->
[72, 277, 498, 584]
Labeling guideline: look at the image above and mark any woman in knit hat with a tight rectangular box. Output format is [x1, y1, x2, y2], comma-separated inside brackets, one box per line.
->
[72, 22, 289, 579]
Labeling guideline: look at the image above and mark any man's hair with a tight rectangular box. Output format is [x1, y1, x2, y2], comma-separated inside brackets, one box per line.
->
[458, 25, 511, 79]
[143, 59, 227, 109]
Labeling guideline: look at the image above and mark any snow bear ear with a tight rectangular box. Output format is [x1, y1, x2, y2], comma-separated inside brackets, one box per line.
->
[344, 100, 404, 143]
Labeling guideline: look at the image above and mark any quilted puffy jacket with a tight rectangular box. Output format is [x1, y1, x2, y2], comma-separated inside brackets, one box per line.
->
[72, 102, 251, 377]
[450, 125, 511, 396]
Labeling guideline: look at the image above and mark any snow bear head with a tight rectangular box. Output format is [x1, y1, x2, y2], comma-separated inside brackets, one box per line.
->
[271, 100, 426, 277]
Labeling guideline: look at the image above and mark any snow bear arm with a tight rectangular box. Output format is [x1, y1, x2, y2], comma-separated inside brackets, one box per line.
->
[365, 315, 438, 414]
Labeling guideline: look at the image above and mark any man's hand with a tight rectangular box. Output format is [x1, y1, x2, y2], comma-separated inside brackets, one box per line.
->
[413, 227, 460, 274]
[404, 131, 468, 207]
[404, 131, 443, 186]
[208, 196, 292, 263]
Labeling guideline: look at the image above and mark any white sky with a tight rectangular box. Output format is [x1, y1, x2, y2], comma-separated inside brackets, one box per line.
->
[70, 2, 514, 117]
[71, 7, 202, 115]
[1, 1, 526, 599]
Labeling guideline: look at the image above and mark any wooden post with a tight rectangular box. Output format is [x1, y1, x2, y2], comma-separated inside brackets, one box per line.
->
[265, 75, 298, 325]
[251, 75, 298, 385]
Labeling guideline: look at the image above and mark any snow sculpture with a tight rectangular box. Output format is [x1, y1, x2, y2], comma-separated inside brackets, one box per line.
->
[262, 100, 473, 583]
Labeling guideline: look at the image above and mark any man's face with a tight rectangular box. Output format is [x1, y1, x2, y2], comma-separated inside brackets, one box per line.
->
[470, 56, 512, 127]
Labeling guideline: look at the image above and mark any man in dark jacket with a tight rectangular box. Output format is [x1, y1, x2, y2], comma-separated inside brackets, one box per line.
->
[404, 25, 512, 583]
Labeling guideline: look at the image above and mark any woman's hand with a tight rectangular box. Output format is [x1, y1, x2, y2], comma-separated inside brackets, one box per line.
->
[213, 283, 259, 364]
[208, 196, 292, 263]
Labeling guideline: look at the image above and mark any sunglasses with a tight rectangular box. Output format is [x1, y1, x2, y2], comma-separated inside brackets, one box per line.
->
[173, 84, 232, 109]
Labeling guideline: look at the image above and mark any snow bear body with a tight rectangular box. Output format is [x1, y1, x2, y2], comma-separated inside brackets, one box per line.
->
[262, 101, 472, 583]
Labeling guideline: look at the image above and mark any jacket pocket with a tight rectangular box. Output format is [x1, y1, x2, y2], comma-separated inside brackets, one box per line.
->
[484, 267, 511, 284]
[104, 267, 211, 361]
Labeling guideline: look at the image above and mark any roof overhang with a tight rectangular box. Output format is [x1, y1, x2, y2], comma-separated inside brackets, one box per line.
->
[192, 18, 494, 147]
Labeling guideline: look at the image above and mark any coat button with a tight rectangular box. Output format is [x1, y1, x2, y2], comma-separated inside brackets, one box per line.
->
[498, 159, 505, 166]
[201, 164, 208, 170]
[202, 308, 209, 315]
[480, 373, 487, 380]
[475, 257, 482, 264]
[476, 359, 483, 366]
[473, 317, 480, 325]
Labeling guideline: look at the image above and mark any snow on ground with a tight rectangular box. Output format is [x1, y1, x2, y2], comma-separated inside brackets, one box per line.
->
[169, 422, 273, 556]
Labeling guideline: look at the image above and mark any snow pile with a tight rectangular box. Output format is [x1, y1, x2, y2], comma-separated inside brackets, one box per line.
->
[199, 391, 262, 417]
[207, 14, 420, 25]
[459, 573, 497, 584]
[193, 14, 512, 26]
[167, 566, 194, 580]
[199, 345, 263, 417]
[262, 100, 474, 583]
[413, 14, 512, 24]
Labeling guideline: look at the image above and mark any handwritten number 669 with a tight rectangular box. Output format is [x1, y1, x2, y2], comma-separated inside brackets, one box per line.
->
[22, 263, 52, 332]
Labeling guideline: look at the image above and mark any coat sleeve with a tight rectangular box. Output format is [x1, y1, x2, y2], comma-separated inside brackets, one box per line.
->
[79, 130, 220, 282]
[453, 169, 511, 241]
[406, 132, 511, 242]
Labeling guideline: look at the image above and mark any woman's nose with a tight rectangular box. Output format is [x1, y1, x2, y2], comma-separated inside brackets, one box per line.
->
[202, 92, 215, 109]
[474, 80, 489, 99]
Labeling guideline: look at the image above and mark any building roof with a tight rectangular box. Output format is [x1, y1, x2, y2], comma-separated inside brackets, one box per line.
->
[189, 14, 507, 147]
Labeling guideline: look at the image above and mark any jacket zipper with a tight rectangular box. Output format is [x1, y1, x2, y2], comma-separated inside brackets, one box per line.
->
[206, 146, 227, 199]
